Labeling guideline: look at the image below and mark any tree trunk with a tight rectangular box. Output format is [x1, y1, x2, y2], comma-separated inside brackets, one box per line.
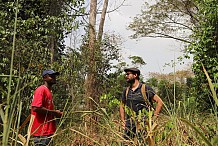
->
[85, 0, 109, 133]
[49, 36, 55, 64]
[85, 0, 97, 132]
[48, 0, 63, 63]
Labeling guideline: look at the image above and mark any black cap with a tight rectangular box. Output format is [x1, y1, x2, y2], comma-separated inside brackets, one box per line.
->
[42, 70, 60, 77]
[124, 67, 140, 76]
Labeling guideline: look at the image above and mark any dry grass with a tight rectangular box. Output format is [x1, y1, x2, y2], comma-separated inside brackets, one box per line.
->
[49, 111, 217, 146]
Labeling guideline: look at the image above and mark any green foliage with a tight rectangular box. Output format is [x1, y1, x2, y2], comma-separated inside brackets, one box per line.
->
[0, 0, 85, 145]
[0, 0, 85, 74]
[99, 71, 126, 114]
[80, 32, 124, 108]
[187, 0, 218, 111]
[129, 56, 146, 66]
[100, 93, 120, 113]
[128, 0, 195, 42]
[146, 77, 158, 87]
[0, 0, 86, 106]
[147, 78, 189, 110]
[52, 50, 86, 111]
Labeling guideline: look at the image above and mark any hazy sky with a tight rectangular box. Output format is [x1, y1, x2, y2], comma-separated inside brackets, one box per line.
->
[104, 0, 193, 78]
[65, 0, 193, 78]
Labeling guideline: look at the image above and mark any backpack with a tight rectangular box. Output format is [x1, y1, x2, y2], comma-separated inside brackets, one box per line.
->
[125, 84, 153, 110]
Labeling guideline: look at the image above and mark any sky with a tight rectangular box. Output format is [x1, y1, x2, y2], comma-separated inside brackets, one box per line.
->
[103, 0, 193, 78]
[65, 0, 193, 78]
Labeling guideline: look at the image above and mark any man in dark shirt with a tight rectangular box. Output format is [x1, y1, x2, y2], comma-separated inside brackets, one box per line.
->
[119, 67, 163, 141]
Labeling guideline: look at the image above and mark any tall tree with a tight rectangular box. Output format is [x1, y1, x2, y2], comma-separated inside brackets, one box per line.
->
[86, 0, 97, 114]
[85, 0, 109, 132]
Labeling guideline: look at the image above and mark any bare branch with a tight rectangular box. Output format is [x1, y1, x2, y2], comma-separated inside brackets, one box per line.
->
[98, 0, 109, 41]
[151, 33, 192, 44]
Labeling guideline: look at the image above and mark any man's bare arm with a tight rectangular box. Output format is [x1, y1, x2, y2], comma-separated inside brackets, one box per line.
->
[119, 101, 125, 129]
[152, 94, 163, 116]
[32, 106, 62, 117]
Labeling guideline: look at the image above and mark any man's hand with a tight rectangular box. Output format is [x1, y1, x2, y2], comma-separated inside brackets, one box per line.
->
[54, 110, 63, 118]
[120, 102, 126, 130]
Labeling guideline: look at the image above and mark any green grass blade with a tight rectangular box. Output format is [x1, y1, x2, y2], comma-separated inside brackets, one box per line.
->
[3, 0, 19, 145]
[0, 105, 5, 121]
[180, 118, 213, 146]
[202, 64, 218, 106]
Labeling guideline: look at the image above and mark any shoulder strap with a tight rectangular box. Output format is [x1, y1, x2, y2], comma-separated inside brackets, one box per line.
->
[141, 84, 153, 109]
[141, 84, 147, 100]
[125, 86, 130, 101]
[126, 84, 148, 102]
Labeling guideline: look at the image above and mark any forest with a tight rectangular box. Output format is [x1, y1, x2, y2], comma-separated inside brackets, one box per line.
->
[0, 0, 217, 145]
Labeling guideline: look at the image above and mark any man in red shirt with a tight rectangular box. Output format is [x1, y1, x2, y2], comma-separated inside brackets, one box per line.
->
[31, 69, 62, 146]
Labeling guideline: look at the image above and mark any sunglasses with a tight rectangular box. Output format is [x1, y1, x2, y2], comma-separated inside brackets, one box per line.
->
[125, 73, 133, 76]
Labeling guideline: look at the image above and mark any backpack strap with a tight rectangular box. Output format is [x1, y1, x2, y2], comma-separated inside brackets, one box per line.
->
[141, 84, 153, 110]
[125, 86, 130, 102]
[141, 84, 147, 100]
[125, 84, 153, 109]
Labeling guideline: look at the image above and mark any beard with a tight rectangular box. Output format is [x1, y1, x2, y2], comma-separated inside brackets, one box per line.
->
[127, 78, 135, 84]
[47, 80, 56, 85]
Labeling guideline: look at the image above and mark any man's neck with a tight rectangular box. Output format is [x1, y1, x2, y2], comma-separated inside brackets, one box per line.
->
[44, 82, 52, 90]
[130, 80, 140, 91]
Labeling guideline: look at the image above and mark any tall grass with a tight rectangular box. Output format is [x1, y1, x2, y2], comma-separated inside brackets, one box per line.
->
[2, 73, 216, 145]
[51, 96, 216, 146]
[48, 64, 218, 146]
[1, 1, 217, 144]
[202, 64, 218, 107]
[1, 0, 20, 145]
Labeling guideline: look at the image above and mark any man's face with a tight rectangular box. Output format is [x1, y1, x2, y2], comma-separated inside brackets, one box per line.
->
[44, 74, 57, 84]
[125, 71, 136, 83]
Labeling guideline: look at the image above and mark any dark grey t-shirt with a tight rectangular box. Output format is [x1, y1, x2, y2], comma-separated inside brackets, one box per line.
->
[121, 83, 155, 113]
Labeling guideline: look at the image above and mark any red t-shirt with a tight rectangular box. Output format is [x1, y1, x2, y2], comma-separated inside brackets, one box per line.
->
[31, 85, 56, 136]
